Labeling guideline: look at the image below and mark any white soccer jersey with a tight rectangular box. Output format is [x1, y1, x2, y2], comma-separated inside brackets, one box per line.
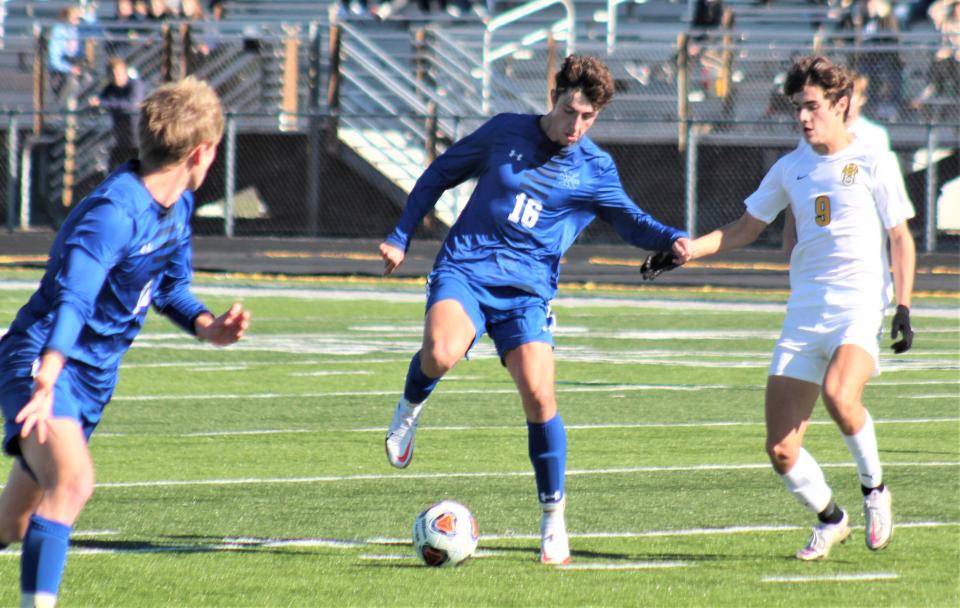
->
[849, 116, 891, 151]
[745, 137, 915, 310]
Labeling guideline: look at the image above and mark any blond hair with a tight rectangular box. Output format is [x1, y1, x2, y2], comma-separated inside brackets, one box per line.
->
[138, 77, 224, 167]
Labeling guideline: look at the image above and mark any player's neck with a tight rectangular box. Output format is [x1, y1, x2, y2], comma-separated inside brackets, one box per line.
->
[139, 161, 190, 207]
[811, 130, 853, 156]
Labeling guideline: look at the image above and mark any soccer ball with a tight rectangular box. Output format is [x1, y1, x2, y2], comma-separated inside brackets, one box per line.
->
[412, 500, 479, 567]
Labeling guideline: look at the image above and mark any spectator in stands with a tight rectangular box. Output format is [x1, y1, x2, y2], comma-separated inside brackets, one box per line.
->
[88, 56, 146, 170]
[208, 0, 224, 20]
[180, 0, 212, 56]
[415, 0, 475, 18]
[48, 6, 88, 106]
[147, 0, 174, 20]
[852, 0, 904, 121]
[911, 0, 960, 121]
[339, 0, 376, 17]
[106, 0, 147, 56]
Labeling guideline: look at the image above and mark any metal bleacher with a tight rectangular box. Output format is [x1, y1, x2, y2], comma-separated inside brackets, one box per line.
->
[1, 0, 953, 230]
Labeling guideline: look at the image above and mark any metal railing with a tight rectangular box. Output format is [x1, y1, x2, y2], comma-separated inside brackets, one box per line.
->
[481, 0, 574, 112]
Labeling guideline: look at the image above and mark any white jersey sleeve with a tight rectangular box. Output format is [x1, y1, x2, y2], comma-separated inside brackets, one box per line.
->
[744, 154, 791, 224]
[872, 150, 916, 229]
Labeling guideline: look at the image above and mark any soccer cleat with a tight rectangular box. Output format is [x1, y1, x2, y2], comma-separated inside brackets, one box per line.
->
[796, 510, 851, 561]
[384, 398, 424, 469]
[864, 487, 893, 550]
[539, 500, 571, 565]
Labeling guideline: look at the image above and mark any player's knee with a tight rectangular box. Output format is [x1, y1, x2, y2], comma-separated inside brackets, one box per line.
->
[421, 344, 460, 376]
[821, 385, 861, 431]
[50, 470, 96, 514]
[521, 388, 556, 420]
[766, 440, 796, 474]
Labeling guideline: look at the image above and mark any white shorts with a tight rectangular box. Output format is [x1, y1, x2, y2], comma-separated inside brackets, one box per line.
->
[769, 306, 884, 385]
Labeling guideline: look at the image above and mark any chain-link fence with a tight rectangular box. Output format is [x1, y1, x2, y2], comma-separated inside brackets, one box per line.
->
[0, 17, 957, 251]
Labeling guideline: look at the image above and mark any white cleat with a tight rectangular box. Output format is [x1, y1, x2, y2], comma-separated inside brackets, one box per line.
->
[384, 398, 424, 469]
[796, 510, 851, 561]
[539, 500, 571, 565]
[864, 487, 893, 551]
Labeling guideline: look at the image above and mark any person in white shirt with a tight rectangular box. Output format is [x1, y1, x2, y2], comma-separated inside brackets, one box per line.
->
[653, 56, 916, 561]
[846, 73, 892, 151]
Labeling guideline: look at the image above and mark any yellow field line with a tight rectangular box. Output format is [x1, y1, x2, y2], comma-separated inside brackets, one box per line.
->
[0, 255, 47, 264]
[261, 251, 382, 262]
[589, 256, 960, 275]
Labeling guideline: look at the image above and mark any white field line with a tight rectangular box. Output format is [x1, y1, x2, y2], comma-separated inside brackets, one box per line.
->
[108, 379, 960, 403]
[97, 429, 313, 438]
[89, 461, 960, 489]
[0, 523, 953, 559]
[909, 394, 960, 399]
[762, 573, 899, 583]
[1, 281, 956, 316]
[348, 417, 960, 433]
[370, 521, 960, 544]
[558, 562, 689, 570]
[88, 417, 959, 439]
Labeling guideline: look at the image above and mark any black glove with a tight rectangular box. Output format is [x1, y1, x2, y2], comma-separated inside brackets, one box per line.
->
[640, 251, 680, 280]
[890, 304, 913, 354]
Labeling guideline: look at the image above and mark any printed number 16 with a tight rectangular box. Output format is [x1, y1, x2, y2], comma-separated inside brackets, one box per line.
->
[507, 192, 542, 228]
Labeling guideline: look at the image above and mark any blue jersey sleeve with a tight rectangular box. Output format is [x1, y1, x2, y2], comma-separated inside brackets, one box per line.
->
[152, 214, 209, 335]
[45, 200, 133, 356]
[385, 117, 499, 251]
[593, 157, 687, 250]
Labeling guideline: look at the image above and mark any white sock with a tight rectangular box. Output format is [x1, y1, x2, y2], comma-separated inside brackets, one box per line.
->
[540, 498, 566, 534]
[842, 410, 883, 489]
[780, 448, 833, 514]
[22, 592, 57, 608]
[397, 397, 424, 416]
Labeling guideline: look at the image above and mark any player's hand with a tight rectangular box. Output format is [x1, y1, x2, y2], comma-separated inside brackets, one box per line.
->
[672, 237, 694, 264]
[197, 303, 251, 346]
[890, 304, 913, 354]
[379, 241, 405, 276]
[16, 351, 65, 444]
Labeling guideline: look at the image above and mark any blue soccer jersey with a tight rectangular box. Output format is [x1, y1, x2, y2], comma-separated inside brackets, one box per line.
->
[385, 113, 686, 300]
[3, 161, 209, 374]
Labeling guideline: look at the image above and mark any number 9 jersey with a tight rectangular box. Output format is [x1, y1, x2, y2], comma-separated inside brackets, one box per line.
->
[744, 138, 915, 311]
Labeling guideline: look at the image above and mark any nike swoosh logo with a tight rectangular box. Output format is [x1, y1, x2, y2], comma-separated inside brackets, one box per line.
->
[796, 174, 808, 180]
[398, 439, 412, 464]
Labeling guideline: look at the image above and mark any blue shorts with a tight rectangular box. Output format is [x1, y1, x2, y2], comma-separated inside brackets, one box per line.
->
[0, 334, 111, 457]
[426, 270, 556, 360]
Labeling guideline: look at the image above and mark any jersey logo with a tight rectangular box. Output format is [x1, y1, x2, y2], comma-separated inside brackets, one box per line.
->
[132, 279, 154, 315]
[796, 174, 808, 181]
[841, 163, 859, 186]
[139, 242, 155, 255]
[558, 170, 580, 190]
[509, 149, 523, 162]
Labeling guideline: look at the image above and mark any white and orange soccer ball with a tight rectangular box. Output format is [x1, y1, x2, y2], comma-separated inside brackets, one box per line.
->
[412, 500, 479, 567]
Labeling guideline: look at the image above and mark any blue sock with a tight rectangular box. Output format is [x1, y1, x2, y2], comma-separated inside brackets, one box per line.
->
[528, 414, 567, 504]
[21, 514, 71, 596]
[403, 351, 440, 404]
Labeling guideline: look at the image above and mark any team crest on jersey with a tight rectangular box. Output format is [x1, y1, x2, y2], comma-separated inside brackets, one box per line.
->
[841, 163, 859, 186]
[558, 170, 580, 190]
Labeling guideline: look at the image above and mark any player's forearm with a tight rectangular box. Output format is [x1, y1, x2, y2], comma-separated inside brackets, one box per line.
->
[782, 208, 797, 260]
[690, 215, 765, 261]
[889, 229, 916, 309]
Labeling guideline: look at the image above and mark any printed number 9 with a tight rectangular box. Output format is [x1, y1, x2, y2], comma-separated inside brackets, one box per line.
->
[814, 195, 831, 226]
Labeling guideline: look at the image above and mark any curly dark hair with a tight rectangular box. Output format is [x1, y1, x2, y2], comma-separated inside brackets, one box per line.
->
[554, 55, 615, 110]
[783, 56, 853, 111]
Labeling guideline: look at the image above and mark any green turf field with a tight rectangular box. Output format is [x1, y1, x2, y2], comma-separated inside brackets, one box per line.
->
[0, 274, 956, 607]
